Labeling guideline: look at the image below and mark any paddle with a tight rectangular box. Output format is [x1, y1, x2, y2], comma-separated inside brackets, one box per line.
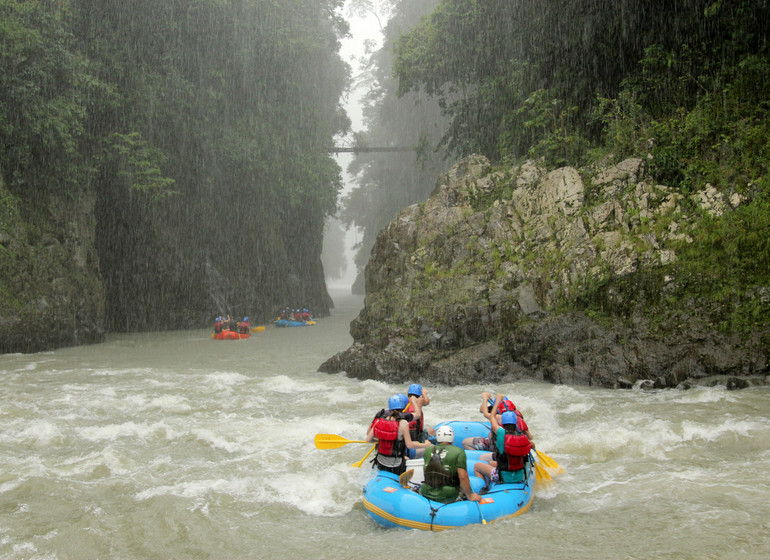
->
[250, 326, 266, 333]
[314, 434, 370, 450]
[351, 444, 376, 468]
[534, 461, 552, 485]
[477, 502, 487, 525]
[536, 450, 564, 473]
[399, 469, 414, 488]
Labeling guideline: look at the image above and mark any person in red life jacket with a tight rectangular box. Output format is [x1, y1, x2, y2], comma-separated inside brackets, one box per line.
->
[462, 391, 502, 451]
[238, 317, 250, 334]
[403, 384, 436, 454]
[463, 391, 533, 450]
[301, 308, 311, 321]
[214, 317, 223, 334]
[473, 394, 533, 488]
[366, 394, 431, 475]
[493, 395, 533, 442]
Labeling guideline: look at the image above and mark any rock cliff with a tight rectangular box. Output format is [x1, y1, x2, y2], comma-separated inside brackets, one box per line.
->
[0, 172, 104, 353]
[320, 155, 768, 389]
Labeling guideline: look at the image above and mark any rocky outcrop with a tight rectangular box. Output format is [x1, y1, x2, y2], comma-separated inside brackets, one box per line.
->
[320, 155, 768, 389]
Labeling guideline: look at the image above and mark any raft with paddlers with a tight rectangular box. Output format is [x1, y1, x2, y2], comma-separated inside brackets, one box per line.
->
[314, 420, 563, 531]
[274, 319, 315, 327]
[361, 420, 536, 531]
[211, 315, 266, 338]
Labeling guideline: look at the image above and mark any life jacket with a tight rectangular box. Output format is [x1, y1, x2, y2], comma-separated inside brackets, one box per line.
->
[498, 398, 516, 414]
[404, 402, 424, 442]
[423, 445, 458, 488]
[496, 426, 532, 473]
[372, 417, 404, 457]
[214, 321, 222, 333]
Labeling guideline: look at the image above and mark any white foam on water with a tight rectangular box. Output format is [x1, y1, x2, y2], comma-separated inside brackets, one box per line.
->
[260, 374, 327, 394]
[203, 371, 250, 392]
[257, 464, 363, 517]
[146, 394, 191, 413]
[192, 427, 246, 454]
[12, 420, 63, 448]
[134, 476, 251, 502]
[78, 420, 169, 442]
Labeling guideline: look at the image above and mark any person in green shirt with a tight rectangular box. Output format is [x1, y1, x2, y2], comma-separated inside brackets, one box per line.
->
[419, 426, 480, 504]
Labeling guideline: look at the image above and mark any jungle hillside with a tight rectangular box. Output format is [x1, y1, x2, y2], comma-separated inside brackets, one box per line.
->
[343, 0, 769, 339]
[1, 0, 349, 352]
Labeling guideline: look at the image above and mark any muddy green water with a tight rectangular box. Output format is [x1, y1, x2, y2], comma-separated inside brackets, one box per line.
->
[1, 291, 768, 559]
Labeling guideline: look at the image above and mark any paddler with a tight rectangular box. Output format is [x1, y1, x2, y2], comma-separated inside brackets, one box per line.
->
[419, 425, 480, 503]
[366, 394, 431, 475]
[473, 394, 533, 490]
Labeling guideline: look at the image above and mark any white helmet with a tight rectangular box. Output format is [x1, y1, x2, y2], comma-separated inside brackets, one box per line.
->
[435, 425, 454, 444]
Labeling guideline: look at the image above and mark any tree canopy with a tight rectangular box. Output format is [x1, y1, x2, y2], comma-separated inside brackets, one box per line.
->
[1, 0, 351, 330]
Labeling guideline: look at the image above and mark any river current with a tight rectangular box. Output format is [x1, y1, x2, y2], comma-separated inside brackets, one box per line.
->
[1, 290, 768, 560]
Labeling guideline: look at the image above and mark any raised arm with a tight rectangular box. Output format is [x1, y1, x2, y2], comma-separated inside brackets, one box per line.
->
[399, 420, 431, 449]
[489, 394, 504, 432]
[479, 391, 493, 418]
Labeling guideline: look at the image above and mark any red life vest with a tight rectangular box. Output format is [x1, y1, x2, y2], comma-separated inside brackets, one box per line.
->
[373, 418, 402, 456]
[498, 398, 516, 414]
[404, 402, 424, 441]
[498, 431, 532, 472]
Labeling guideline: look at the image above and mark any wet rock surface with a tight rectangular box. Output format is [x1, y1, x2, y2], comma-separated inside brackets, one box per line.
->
[321, 155, 768, 389]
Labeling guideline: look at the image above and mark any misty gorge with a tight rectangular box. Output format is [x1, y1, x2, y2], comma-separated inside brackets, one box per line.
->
[2, 2, 770, 559]
[1, 0, 768, 384]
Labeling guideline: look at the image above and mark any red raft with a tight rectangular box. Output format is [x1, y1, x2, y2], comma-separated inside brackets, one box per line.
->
[212, 329, 250, 340]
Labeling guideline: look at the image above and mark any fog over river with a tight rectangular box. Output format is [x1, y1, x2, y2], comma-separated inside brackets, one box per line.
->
[1, 291, 768, 559]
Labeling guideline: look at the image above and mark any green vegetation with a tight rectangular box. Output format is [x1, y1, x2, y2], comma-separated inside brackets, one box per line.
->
[388, 0, 770, 336]
[1, 0, 349, 332]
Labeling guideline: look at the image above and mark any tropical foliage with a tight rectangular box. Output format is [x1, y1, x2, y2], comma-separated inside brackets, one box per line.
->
[1, 0, 349, 330]
[388, 0, 769, 334]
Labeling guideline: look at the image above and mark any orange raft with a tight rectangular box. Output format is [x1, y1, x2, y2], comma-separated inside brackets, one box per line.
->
[212, 329, 251, 340]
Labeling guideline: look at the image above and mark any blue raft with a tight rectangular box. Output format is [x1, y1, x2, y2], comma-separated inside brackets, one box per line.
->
[274, 319, 315, 328]
[362, 420, 536, 531]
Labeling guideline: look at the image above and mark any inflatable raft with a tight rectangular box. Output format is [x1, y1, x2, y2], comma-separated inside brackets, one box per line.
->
[274, 319, 315, 328]
[212, 329, 250, 340]
[362, 420, 536, 531]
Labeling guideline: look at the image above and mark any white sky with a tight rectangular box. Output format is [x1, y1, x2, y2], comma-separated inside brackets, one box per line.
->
[338, 9, 384, 133]
[325, 7, 387, 290]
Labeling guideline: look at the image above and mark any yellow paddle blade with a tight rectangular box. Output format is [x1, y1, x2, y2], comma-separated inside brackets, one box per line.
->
[351, 444, 376, 468]
[537, 450, 564, 474]
[535, 463, 553, 482]
[314, 433, 369, 450]
[399, 469, 414, 488]
[251, 326, 266, 332]
[534, 465, 553, 491]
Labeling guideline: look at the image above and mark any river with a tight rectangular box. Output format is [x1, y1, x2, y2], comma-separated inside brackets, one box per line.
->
[1, 290, 768, 560]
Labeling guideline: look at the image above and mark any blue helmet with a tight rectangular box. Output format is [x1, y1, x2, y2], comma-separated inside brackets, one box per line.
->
[407, 383, 423, 397]
[388, 393, 408, 411]
[501, 411, 519, 426]
[243, 317, 248, 321]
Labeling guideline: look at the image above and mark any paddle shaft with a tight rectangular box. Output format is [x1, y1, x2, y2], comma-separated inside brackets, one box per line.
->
[314, 433, 370, 449]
